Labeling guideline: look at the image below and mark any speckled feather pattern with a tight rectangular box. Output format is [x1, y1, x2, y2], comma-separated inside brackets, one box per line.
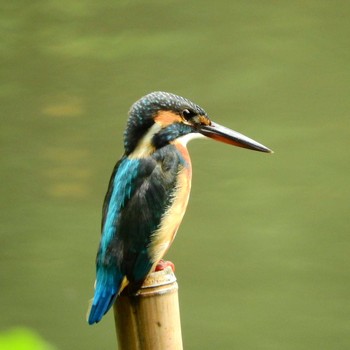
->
[124, 92, 207, 154]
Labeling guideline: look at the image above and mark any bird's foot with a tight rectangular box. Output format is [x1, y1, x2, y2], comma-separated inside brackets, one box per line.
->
[155, 259, 175, 272]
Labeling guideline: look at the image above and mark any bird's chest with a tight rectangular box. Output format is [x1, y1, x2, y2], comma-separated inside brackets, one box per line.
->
[147, 143, 192, 263]
[169, 141, 192, 224]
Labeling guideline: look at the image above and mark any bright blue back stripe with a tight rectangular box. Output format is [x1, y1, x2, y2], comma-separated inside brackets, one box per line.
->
[100, 158, 140, 257]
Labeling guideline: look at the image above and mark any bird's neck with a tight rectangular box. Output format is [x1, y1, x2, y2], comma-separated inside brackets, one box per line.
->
[172, 139, 192, 175]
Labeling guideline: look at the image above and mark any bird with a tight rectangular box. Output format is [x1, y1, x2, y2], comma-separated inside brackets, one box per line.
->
[87, 91, 272, 324]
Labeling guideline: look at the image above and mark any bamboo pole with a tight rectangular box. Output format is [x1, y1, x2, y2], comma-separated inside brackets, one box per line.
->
[113, 266, 183, 350]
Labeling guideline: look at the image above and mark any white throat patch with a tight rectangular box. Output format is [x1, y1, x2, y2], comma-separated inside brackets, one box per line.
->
[176, 132, 205, 146]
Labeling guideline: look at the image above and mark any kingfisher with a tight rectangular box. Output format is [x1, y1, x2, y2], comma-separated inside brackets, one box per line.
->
[87, 91, 272, 324]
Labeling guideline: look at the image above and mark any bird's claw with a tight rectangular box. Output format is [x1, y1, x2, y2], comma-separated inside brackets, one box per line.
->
[155, 259, 175, 272]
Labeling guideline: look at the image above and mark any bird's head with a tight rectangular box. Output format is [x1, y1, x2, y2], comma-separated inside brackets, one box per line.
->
[124, 91, 272, 157]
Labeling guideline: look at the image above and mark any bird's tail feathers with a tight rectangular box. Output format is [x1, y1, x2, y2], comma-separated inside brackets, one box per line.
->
[87, 272, 123, 325]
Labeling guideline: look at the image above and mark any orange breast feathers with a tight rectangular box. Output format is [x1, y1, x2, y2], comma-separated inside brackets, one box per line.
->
[147, 141, 192, 268]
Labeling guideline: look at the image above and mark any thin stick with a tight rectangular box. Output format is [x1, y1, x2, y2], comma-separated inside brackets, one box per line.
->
[114, 266, 183, 350]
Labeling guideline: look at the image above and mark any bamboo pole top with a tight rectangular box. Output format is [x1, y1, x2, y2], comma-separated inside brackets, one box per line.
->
[114, 266, 183, 350]
[132, 266, 177, 297]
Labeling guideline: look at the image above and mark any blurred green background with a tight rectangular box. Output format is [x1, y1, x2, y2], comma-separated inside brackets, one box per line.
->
[1, 1, 350, 349]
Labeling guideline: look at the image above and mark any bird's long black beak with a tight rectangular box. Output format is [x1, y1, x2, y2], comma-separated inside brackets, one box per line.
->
[199, 121, 272, 153]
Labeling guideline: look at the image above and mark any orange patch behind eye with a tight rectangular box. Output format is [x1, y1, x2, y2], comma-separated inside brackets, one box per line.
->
[154, 111, 182, 126]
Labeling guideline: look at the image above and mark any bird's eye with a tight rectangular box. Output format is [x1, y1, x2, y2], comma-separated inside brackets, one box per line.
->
[181, 109, 196, 121]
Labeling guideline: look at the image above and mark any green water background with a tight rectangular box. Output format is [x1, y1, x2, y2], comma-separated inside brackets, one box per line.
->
[1, 1, 350, 349]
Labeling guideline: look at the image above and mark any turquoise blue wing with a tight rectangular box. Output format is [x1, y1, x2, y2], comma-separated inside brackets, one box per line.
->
[88, 156, 139, 324]
[88, 147, 181, 324]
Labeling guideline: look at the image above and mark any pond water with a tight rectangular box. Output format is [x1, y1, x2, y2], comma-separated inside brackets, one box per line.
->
[1, 1, 350, 349]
